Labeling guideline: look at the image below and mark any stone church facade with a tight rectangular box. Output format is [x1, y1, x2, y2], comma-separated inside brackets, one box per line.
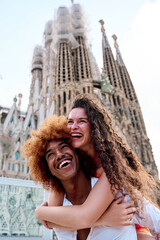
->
[0, 3, 159, 182]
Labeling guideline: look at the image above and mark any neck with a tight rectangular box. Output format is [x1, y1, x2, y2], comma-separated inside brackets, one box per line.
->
[81, 144, 101, 168]
[81, 142, 96, 159]
[61, 170, 91, 205]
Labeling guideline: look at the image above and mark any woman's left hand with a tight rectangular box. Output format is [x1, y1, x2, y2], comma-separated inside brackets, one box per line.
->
[95, 196, 137, 227]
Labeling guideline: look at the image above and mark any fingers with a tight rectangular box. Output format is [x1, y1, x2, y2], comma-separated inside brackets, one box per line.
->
[123, 218, 134, 226]
[114, 196, 125, 204]
[125, 206, 137, 214]
[114, 198, 135, 209]
[41, 220, 52, 229]
[114, 198, 137, 213]
[124, 200, 134, 208]
[124, 213, 134, 220]
[41, 201, 48, 206]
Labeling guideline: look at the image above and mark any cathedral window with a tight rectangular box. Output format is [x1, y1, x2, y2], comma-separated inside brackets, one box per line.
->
[68, 90, 71, 100]
[15, 151, 20, 160]
[18, 164, 20, 172]
[58, 95, 61, 108]
[88, 86, 90, 93]
[83, 88, 85, 93]
[10, 117, 14, 123]
[46, 86, 49, 94]
[112, 95, 116, 106]
[129, 109, 135, 127]
[8, 163, 11, 170]
[22, 165, 24, 172]
[133, 110, 140, 130]
[28, 120, 31, 127]
[12, 164, 15, 171]
[47, 76, 50, 84]
[117, 96, 122, 115]
[63, 92, 66, 104]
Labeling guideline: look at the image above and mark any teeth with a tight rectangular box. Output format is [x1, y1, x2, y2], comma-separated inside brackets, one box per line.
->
[59, 160, 71, 169]
[71, 133, 82, 138]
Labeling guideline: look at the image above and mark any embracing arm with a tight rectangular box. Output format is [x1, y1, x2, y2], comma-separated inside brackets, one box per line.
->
[37, 202, 74, 230]
[48, 189, 64, 206]
[35, 172, 116, 229]
[41, 196, 137, 230]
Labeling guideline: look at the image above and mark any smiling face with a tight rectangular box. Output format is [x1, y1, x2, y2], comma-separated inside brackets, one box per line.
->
[45, 139, 79, 181]
[67, 107, 93, 152]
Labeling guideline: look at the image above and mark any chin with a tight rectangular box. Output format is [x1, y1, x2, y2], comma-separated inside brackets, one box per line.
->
[72, 142, 81, 148]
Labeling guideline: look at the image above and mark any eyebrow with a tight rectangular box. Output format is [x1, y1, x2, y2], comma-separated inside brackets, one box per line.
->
[68, 117, 88, 120]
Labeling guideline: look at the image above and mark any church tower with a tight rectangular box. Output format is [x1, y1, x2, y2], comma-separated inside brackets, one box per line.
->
[99, 20, 158, 179]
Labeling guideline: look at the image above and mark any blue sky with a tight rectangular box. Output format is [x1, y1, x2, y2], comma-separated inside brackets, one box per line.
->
[0, 0, 159, 175]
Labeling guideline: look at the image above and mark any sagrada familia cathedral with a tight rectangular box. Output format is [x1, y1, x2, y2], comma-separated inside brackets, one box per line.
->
[0, 3, 159, 188]
[0, 2, 160, 238]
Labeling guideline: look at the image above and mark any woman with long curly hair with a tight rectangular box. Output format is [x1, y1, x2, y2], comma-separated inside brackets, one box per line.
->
[24, 94, 160, 239]
[67, 94, 160, 239]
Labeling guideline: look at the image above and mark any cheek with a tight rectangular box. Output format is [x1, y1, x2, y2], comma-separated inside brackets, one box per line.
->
[67, 124, 71, 131]
[84, 125, 92, 135]
[86, 128, 92, 141]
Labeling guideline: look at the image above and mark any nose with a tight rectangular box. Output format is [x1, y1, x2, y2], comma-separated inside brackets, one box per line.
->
[70, 121, 79, 129]
[56, 149, 63, 160]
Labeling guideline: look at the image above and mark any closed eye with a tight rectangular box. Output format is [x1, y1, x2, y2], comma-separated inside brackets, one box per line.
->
[47, 152, 55, 159]
[67, 120, 73, 124]
[79, 120, 86, 123]
[61, 144, 69, 150]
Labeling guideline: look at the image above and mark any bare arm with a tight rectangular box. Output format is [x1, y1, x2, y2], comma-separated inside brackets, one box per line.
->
[35, 172, 116, 229]
[37, 202, 74, 230]
[48, 189, 64, 206]
[41, 197, 137, 230]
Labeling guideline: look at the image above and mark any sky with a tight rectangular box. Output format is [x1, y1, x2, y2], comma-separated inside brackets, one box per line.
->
[0, 0, 159, 175]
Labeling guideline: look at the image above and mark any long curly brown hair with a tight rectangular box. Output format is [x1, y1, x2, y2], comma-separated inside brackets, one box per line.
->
[71, 94, 158, 205]
[21, 115, 96, 192]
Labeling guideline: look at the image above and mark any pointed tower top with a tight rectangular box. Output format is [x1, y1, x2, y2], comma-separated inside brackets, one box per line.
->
[112, 34, 119, 49]
[99, 19, 106, 33]
[13, 96, 17, 102]
[17, 93, 23, 111]
[99, 19, 110, 48]
[112, 34, 124, 66]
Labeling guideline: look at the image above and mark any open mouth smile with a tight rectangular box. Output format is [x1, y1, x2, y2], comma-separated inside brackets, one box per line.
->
[56, 157, 72, 169]
[71, 133, 83, 139]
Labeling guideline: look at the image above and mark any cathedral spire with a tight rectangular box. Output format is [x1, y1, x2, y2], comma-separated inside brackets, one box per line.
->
[3, 97, 18, 133]
[112, 34, 124, 66]
[99, 19, 110, 48]
[112, 34, 138, 102]
[99, 20, 122, 90]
